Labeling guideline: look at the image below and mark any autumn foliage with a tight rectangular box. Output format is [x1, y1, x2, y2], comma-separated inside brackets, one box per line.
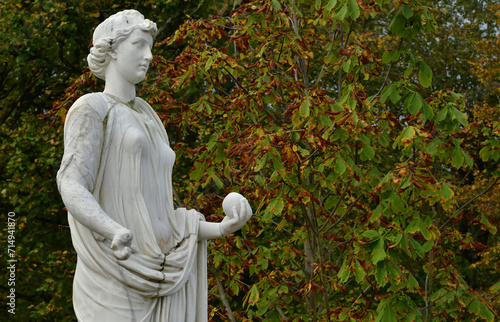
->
[137, 0, 500, 320]
[2, 0, 500, 321]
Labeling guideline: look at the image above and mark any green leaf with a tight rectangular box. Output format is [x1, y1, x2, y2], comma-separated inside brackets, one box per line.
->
[376, 297, 396, 322]
[401, 126, 416, 140]
[382, 50, 400, 64]
[370, 204, 383, 222]
[468, 298, 495, 322]
[390, 87, 401, 104]
[385, 261, 400, 282]
[271, 0, 282, 10]
[360, 134, 370, 144]
[418, 61, 433, 88]
[479, 147, 491, 161]
[274, 197, 285, 214]
[400, 176, 411, 189]
[254, 153, 269, 172]
[405, 92, 422, 115]
[422, 99, 434, 120]
[451, 107, 468, 126]
[441, 182, 454, 200]
[419, 221, 432, 240]
[426, 139, 439, 156]
[326, 0, 337, 11]
[190, 164, 206, 181]
[362, 229, 380, 240]
[338, 258, 351, 283]
[429, 287, 448, 302]
[353, 260, 365, 283]
[245, 14, 258, 27]
[422, 240, 434, 252]
[321, 114, 333, 127]
[410, 237, 424, 258]
[390, 193, 404, 212]
[247, 284, 260, 305]
[378, 134, 390, 147]
[272, 155, 284, 172]
[402, 5, 413, 18]
[300, 99, 311, 117]
[406, 218, 421, 234]
[362, 143, 375, 160]
[480, 213, 497, 234]
[336, 3, 348, 20]
[212, 172, 224, 189]
[435, 107, 448, 122]
[372, 237, 387, 264]
[464, 152, 473, 168]
[207, 135, 218, 150]
[389, 14, 408, 37]
[315, 0, 322, 10]
[375, 261, 389, 287]
[259, 257, 269, 269]
[262, 199, 276, 222]
[404, 66, 414, 78]
[230, 280, 240, 296]
[325, 196, 336, 210]
[334, 156, 347, 175]
[407, 273, 419, 290]
[381, 83, 395, 104]
[342, 59, 352, 73]
[400, 235, 413, 257]
[394, 126, 416, 148]
[490, 280, 500, 293]
[348, 0, 360, 20]
[451, 147, 464, 168]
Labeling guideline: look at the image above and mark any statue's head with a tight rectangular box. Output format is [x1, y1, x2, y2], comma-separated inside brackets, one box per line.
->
[87, 10, 157, 80]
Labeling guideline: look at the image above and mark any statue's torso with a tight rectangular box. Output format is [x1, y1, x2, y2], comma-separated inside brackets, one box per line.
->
[96, 94, 177, 254]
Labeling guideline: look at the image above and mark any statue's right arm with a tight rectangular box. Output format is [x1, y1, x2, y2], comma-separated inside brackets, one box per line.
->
[58, 165, 133, 259]
[57, 100, 132, 260]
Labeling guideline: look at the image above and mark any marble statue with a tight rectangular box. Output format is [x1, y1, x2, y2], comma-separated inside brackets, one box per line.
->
[56, 10, 252, 321]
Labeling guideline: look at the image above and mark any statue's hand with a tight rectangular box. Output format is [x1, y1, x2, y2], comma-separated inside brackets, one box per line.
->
[220, 197, 253, 236]
[111, 228, 133, 260]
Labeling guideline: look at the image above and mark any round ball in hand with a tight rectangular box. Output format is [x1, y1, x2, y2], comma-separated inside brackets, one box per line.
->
[222, 192, 245, 218]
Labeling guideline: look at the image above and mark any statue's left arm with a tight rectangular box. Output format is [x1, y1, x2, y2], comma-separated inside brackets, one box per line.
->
[198, 197, 252, 240]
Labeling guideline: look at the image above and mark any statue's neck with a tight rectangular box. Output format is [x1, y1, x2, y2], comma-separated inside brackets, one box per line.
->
[103, 81, 136, 103]
[103, 63, 137, 102]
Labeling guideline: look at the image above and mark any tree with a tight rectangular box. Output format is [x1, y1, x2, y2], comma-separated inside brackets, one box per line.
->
[138, 0, 498, 320]
[2, 0, 499, 320]
[0, 0, 232, 320]
[0, 0, 232, 126]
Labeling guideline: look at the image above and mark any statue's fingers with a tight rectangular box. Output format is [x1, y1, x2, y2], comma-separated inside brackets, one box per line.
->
[118, 237, 128, 246]
[232, 206, 240, 221]
[240, 199, 251, 221]
[113, 245, 130, 260]
[238, 199, 247, 218]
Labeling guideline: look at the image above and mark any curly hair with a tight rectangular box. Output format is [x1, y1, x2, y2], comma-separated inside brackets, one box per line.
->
[87, 10, 157, 80]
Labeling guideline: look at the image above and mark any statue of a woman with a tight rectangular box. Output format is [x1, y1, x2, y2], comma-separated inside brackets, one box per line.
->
[57, 10, 252, 321]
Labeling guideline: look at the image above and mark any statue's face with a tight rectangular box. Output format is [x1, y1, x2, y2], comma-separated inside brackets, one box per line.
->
[112, 28, 153, 85]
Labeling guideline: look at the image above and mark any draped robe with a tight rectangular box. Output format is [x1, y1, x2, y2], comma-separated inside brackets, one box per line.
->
[57, 93, 207, 321]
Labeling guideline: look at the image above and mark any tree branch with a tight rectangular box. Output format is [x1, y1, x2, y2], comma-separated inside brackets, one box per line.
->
[370, 38, 404, 103]
[439, 176, 500, 231]
[324, 192, 362, 235]
[208, 256, 236, 322]
[424, 240, 438, 321]
[351, 283, 373, 307]
[222, 66, 282, 125]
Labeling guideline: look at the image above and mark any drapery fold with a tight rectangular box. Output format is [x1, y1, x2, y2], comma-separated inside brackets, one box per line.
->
[57, 93, 207, 321]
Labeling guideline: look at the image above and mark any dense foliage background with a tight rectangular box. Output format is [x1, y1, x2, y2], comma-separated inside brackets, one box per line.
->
[1, 0, 499, 320]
